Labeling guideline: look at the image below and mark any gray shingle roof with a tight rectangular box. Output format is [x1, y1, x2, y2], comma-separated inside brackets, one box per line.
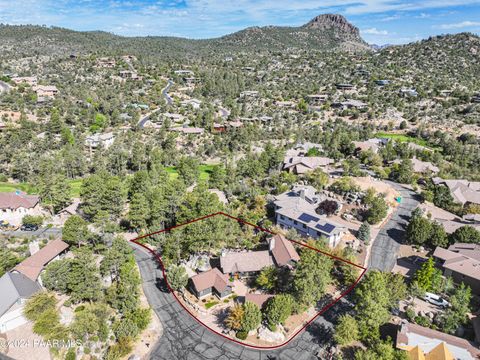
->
[0, 272, 41, 317]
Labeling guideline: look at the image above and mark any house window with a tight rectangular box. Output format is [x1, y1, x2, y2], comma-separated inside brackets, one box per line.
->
[302, 224, 306, 229]
[317, 231, 322, 236]
[280, 215, 285, 220]
[294, 220, 298, 225]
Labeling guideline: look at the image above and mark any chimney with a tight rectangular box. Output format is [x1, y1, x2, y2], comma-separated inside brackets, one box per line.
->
[29, 240, 40, 256]
[299, 189, 305, 200]
[269, 237, 275, 251]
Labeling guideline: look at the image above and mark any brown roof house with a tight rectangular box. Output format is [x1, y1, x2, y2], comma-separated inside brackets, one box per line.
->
[433, 244, 480, 294]
[189, 268, 232, 299]
[13, 239, 69, 286]
[220, 250, 274, 276]
[432, 178, 480, 206]
[283, 156, 334, 175]
[0, 191, 41, 226]
[396, 321, 480, 360]
[268, 234, 300, 267]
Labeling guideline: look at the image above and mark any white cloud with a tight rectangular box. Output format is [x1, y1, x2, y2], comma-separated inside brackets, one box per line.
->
[438, 20, 480, 29]
[362, 27, 389, 35]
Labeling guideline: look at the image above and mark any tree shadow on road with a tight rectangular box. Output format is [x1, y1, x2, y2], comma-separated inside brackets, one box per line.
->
[305, 322, 334, 347]
[156, 277, 170, 293]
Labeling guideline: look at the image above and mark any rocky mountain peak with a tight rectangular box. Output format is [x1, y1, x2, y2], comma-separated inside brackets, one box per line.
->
[303, 14, 360, 37]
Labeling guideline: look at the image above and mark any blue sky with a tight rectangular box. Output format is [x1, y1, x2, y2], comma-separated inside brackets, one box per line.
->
[0, 0, 479, 44]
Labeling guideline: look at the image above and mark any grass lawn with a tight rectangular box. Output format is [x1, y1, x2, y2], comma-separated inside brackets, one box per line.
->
[0, 179, 83, 198]
[165, 164, 217, 181]
[68, 179, 83, 197]
[205, 301, 219, 309]
[0, 182, 37, 194]
[374, 132, 440, 150]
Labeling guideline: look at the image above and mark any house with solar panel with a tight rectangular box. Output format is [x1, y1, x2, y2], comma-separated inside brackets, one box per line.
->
[273, 185, 346, 248]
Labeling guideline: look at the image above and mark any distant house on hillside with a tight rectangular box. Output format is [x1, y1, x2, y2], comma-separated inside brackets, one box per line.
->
[283, 156, 334, 174]
[335, 83, 355, 91]
[400, 88, 418, 97]
[332, 99, 367, 110]
[85, 132, 115, 151]
[306, 94, 328, 105]
[411, 158, 439, 174]
[240, 90, 259, 98]
[180, 98, 202, 109]
[11, 76, 37, 87]
[0, 192, 41, 226]
[34, 85, 58, 99]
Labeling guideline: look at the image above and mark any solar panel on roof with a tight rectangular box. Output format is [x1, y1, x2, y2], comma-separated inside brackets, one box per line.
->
[298, 213, 319, 223]
[315, 223, 335, 234]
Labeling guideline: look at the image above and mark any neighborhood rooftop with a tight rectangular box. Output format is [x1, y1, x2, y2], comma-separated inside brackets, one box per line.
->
[13, 239, 69, 281]
[0, 192, 40, 210]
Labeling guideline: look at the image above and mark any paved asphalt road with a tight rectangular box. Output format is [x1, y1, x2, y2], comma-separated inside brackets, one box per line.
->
[0, 226, 62, 238]
[138, 80, 174, 129]
[132, 243, 351, 360]
[368, 182, 420, 271]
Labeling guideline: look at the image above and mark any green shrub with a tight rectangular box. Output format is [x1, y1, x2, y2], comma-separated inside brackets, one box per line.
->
[236, 330, 248, 340]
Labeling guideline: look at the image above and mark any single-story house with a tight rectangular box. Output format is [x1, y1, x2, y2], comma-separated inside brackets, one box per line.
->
[171, 127, 205, 135]
[85, 132, 115, 150]
[411, 158, 439, 174]
[220, 250, 273, 276]
[33, 85, 58, 98]
[189, 268, 232, 299]
[335, 83, 355, 91]
[180, 99, 202, 109]
[13, 239, 69, 285]
[432, 244, 480, 294]
[11, 76, 38, 86]
[0, 191, 41, 226]
[0, 272, 41, 333]
[432, 178, 480, 206]
[283, 156, 334, 174]
[306, 94, 328, 105]
[332, 100, 367, 110]
[396, 321, 480, 360]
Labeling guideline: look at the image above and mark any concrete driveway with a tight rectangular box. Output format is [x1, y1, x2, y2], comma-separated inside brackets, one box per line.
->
[368, 182, 420, 272]
[131, 243, 344, 360]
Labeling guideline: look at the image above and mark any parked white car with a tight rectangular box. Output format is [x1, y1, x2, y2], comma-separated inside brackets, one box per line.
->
[423, 292, 450, 308]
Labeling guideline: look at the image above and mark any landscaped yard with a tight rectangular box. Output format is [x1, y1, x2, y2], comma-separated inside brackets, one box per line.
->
[165, 164, 217, 181]
[0, 179, 83, 197]
[0, 182, 37, 194]
[374, 132, 440, 150]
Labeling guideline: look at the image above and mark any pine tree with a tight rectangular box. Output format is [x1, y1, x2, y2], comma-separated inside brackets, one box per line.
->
[358, 222, 371, 244]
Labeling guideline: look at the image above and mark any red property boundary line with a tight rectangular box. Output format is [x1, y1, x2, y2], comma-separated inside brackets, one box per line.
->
[130, 211, 367, 350]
